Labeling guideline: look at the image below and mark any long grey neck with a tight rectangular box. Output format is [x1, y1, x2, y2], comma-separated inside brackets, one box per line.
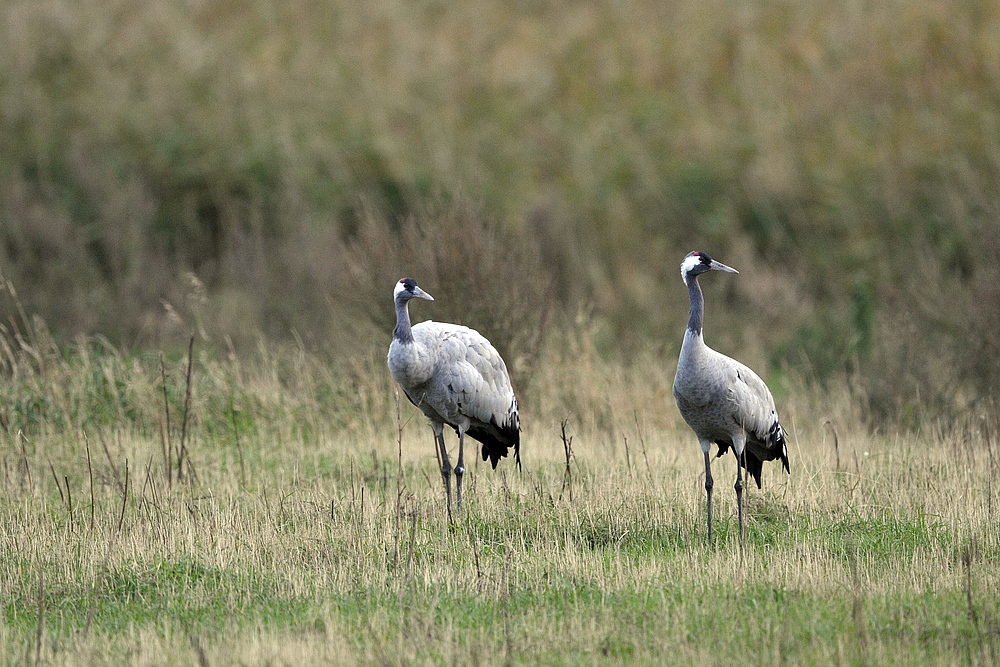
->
[686, 276, 704, 336]
[393, 298, 414, 343]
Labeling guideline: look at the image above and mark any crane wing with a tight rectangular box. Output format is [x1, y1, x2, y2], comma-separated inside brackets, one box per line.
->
[437, 328, 519, 429]
[412, 322, 520, 467]
[724, 362, 777, 442]
[722, 359, 789, 479]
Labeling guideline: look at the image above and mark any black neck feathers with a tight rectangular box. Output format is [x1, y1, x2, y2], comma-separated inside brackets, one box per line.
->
[393, 298, 414, 344]
[686, 275, 704, 335]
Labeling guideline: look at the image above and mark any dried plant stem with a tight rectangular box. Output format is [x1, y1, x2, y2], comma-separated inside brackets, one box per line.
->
[140, 457, 159, 512]
[98, 431, 124, 495]
[230, 393, 246, 488]
[559, 418, 573, 502]
[634, 410, 652, 485]
[48, 458, 66, 510]
[85, 432, 95, 533]
[18, 430, 32, 491]
[65, 475, 73, 528]
[177, 336, 194, 482]
[824, 419, 841, 471]
[405, 508, 418, 575]
[117, 459, 129, 533]
[468, 525, 484, 584]
[160, 353, 173, 489]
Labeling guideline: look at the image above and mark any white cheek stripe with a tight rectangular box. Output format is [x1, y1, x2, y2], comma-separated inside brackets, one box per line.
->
[680, 255, 701, 280]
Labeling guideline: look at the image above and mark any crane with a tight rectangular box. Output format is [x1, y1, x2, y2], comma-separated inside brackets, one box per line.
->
[672, 252, 790, 544]
[387, 278, 520, 518]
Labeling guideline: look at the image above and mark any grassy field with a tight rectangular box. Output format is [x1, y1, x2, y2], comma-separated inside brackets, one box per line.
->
[2, 3, 1000, 661]
[1, 329, 998, 665]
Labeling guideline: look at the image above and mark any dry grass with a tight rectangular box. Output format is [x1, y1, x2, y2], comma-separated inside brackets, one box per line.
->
[1, 324, 998, 665]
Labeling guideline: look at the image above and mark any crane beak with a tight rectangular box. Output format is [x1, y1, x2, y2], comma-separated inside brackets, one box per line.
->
[412, 286, 435, 301]
[710, 259, 738, 274]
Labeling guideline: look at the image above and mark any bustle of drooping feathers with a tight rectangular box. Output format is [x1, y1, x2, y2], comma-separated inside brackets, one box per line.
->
[713, 417, 789, 489]
[470, 414, 520, 470]
[399, 393, 520, 470]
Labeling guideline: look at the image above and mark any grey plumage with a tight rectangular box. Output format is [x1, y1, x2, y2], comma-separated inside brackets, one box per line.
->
[672, 251, 789, 543]
[388, 278, 520, 516]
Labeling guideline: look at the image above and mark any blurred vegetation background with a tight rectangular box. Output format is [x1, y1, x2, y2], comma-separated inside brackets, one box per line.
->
[1, 0, 998, 429]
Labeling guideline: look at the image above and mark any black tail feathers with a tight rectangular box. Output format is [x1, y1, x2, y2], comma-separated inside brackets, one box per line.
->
[468, 422, 520, 470]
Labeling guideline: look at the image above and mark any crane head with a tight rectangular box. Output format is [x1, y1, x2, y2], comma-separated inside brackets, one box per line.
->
[680, 251, 738, 285]
[394, 277, 435, 302]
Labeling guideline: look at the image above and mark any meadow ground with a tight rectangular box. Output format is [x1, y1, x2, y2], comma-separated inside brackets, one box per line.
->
[0, 336, 998, 665]
[2, 0, 1000, 663]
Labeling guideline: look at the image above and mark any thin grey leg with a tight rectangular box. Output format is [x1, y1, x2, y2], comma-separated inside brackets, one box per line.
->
[700, 439, 713, 543]
[435, 429, 453, 521]
[704, 448, 714, 542]
[455, 429, 466, 512]
[734, 448, 745, 548]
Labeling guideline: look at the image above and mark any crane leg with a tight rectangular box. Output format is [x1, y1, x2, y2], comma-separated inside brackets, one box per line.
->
[734, 448, 746, 548]
[701, 440, 713, 542]
[435, 430, 453, 521]
[455, 428, 466, 512]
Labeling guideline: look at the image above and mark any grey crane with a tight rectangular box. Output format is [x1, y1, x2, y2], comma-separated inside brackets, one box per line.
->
[672, 252, 790, 544]
[387, 277, 521, 517]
